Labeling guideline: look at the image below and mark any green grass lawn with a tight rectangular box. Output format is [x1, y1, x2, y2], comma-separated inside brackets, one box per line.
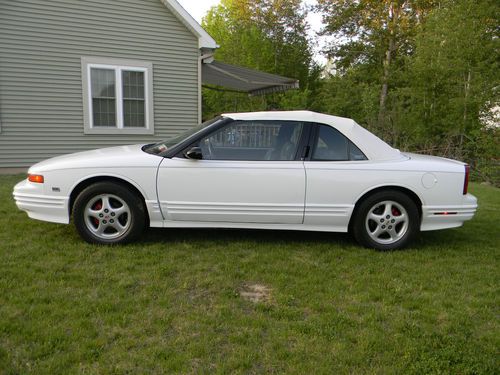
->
[0, 175, 498, 374]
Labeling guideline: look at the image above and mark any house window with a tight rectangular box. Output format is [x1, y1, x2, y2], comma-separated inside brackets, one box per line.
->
[82, 57, 154, 134]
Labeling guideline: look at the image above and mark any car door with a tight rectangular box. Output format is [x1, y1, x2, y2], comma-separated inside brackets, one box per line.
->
[157, 120, 309, 224]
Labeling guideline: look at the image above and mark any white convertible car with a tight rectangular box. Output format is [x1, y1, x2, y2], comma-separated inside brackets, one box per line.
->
[14, 111, 477, 250]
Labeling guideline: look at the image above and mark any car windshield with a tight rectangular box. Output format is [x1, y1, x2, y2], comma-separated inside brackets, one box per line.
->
[143, 116, 223, 155]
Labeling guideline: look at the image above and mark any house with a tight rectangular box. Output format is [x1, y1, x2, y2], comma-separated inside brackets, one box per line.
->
[0, 0, 297, 169]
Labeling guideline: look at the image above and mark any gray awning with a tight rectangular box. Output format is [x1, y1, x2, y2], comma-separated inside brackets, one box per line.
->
[202, 60, 299, 96]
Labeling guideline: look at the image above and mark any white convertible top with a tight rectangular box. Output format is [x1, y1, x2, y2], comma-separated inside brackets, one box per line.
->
[222, 110, 402, 161]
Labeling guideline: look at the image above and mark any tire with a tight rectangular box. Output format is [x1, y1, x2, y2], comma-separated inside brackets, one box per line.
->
[73, 182, 146, 245]
[352, 190, 420, 250]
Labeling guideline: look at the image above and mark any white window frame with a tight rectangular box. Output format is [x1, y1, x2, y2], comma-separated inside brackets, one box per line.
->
[82, 56, 154, 135]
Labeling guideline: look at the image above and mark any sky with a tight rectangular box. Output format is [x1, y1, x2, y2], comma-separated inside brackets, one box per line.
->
[176, 0, 327, 64]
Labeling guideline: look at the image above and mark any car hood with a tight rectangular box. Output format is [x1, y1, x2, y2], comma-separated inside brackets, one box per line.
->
[29, 144, 163, 173]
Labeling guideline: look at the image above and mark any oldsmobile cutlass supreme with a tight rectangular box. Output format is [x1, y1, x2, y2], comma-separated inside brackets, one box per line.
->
[13, 111, 477, 250]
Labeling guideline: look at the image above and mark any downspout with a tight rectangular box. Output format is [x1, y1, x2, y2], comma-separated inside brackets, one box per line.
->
[198, 51, 215, 124]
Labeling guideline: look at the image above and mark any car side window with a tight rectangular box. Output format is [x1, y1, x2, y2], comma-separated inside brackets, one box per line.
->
[349, 140, 367, 161]
[312, 125, 367, 161]
[198, 120, 303, 161]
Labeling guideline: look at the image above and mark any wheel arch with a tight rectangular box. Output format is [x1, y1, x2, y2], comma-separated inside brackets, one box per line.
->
[69, 175, 149, 221]
[348, 185, 423, 231]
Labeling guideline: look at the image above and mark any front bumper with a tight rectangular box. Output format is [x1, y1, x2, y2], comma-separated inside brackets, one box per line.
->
[420, 193, 478, 231]
[13, 179, 70, 224]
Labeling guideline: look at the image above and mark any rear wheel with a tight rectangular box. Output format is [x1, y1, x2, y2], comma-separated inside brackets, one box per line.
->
[352, 190, 420, 250]
[73, 182, 146, 244]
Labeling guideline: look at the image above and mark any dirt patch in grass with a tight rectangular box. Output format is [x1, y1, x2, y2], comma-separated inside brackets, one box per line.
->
[239, 283, 272, 303]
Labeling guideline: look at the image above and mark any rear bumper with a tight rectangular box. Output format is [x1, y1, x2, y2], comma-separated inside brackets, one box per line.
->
[421, 194, 477, 231]
[13, 179, 70, 224]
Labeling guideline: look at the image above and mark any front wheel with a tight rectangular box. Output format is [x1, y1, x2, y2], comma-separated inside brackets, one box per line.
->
[352, 190, 420, 250]
[73, 182, 146, 245]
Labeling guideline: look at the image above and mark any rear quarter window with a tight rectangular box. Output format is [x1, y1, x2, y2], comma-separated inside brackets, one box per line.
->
[312, 125, 367, 161]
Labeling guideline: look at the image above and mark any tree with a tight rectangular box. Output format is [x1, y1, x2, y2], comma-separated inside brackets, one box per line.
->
[316, 0, 499, 183]
[316, 0, 438, 128]
[403, 0, 499, 180]
[407, 0, 498, 140]
[201, 0, 319, 119]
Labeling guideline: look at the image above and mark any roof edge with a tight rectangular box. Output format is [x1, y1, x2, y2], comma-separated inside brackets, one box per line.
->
[220, 111, 402, 161]
[160, 0, 218, 49]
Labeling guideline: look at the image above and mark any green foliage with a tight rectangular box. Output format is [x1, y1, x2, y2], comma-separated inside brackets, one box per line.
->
[199, 0, 498, 183]
[316, 0, 438, 71]
[202, 88, 268, 120]
[316, 0, 499, 183]
[1, 175, 499, 373]
[201, 0, 318, 118]
[404, 0, 498, 139]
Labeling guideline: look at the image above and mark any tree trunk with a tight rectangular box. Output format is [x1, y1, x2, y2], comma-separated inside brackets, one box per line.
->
[459, 68, 472, 154]
[378, 2, 400, 128]
[463, 69, 471, 127]
[378, 37, 394, 127]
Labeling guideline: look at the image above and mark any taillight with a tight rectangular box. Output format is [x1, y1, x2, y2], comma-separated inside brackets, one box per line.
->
[463, 165, 470, 195]
[28, 174, 44, 183]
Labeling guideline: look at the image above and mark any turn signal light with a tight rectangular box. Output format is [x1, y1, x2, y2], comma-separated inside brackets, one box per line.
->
[28, 174, 44, 183]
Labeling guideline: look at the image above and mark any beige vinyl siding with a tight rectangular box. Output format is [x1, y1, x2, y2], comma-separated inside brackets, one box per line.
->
[0, 0, 200, 167]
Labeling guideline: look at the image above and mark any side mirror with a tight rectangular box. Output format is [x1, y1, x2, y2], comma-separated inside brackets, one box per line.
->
[185, 146, 203, 160]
